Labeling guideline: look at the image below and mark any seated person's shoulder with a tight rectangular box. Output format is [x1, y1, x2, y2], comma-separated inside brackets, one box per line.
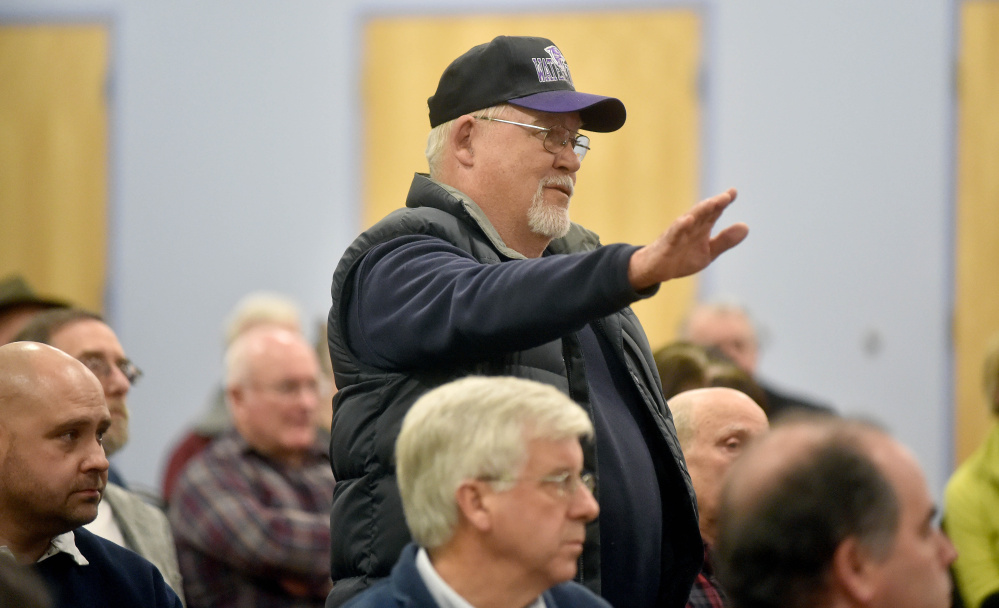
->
[69, 528, 183, 607]
[545, 581, 613, 608]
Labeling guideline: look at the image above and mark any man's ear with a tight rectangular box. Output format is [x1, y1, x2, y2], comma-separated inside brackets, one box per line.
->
[450, 115, 477, 168]
[454, 480, 493, 533]
[831, 536, 882, 604]
[226, 385, 245, 416]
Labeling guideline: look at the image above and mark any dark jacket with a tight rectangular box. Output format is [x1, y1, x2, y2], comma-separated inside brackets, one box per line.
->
[342, 543, 612, 608]
[33, 528, 183, 608]
[326, 174, 701, 607]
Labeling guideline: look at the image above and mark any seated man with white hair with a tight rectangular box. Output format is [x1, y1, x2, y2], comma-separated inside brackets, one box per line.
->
[345, 376, 610, 608]
[169, 325, 335, 608]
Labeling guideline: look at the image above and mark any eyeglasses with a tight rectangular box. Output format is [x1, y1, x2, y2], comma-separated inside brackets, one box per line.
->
[77, 354, 143, 385]
[483, 471, 596, 499]
[474, 116, 591, 161]
[252, 379, 320, 398]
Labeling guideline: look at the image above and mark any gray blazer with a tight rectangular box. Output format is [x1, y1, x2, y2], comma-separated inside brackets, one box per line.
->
[103, 483, 186, 605]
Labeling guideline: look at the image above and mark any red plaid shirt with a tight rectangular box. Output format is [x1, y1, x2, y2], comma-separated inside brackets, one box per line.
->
[686, 545, 727, 608]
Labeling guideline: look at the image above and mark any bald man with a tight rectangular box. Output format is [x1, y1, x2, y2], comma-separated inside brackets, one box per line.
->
[169, 326, 335, 608]
[670, 388, 769, 608]
[0, 342, 182, 608]
[15, 308, 184, 600]
[714, 417, 956, 608]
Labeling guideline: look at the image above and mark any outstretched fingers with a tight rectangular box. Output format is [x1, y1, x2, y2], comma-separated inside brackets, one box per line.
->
[709, 223, 750, 259]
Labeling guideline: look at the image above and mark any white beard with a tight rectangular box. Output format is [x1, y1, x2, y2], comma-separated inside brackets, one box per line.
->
[527, 175, 573, 239]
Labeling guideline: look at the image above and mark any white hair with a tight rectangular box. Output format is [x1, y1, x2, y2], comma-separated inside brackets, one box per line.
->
[396, 376, 593, 549]
[223, 292, 302, 345]
[425, 104, 509, 179]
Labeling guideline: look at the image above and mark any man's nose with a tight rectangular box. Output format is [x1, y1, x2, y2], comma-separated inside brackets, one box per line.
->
[554, 141, 582, 173]
[570, 482, 600, 523]
[940, 531, 958, 566]
[84, 438, 110, 473]
[105, 363, 131, 396]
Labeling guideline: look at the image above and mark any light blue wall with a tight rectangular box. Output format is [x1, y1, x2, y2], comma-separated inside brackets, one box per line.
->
[0, 0, 956, 499]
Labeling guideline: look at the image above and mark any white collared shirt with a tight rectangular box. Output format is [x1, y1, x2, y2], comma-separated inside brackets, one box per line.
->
[415, 546, 546, 608]
[83, 498, 127, 548]
[0, 530, 89, 565]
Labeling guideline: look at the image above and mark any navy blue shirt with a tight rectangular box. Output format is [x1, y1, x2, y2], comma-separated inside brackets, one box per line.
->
[579, 324, 662, 608]
[34, 528, 183, 608]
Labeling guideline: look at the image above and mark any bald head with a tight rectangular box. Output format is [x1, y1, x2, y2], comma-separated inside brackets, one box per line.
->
[669, 388, 768, 545]
[671, 387, 766, 449]
[0, 342, 104, 421]
[225, 326, 320, 466]
[0, 342, 110, 562]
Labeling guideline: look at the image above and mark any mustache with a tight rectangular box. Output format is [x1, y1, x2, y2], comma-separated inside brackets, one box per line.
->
[540, 175, 574, 196]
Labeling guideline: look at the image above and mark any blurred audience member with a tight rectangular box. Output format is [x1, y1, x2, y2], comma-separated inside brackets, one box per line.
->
[654, 341, 714, 399]
[680, 301, 832, 419]
[945, 331, 999, 608]
[671, 388, 769, 608]
[0, 342, 182, 607]
[654, 340, 767, 408]
[0, 562, 52, 608]
[715, 416, 956, 608]
[344, 376, 609, 608]
[0, 275, 66, 344]
[14, 308, 184, 601]
[160, 292, 303, 502]
[169, 325, 335, 608]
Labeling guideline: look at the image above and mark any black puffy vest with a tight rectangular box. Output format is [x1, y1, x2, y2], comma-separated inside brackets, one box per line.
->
[325, 174, 701, 608]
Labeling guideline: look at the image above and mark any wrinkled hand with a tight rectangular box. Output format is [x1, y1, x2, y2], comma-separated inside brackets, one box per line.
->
[628, 188, 748, 290]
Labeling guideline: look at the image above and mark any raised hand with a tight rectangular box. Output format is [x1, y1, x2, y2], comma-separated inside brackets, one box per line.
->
[627, 188, 748, 290]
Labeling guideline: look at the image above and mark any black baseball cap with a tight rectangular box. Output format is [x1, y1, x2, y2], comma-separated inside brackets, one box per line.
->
[427, 36, 626, 133]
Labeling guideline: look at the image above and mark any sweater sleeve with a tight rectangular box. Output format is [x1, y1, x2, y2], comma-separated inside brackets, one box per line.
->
[345, 235, 653, 370]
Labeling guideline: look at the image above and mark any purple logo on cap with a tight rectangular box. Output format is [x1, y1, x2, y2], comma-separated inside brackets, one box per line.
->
[532, 46, 573, 87]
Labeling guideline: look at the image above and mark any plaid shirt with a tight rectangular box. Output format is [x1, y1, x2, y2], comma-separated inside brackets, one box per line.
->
[169, 430, 335, 608]
[686, 545, 727, 608]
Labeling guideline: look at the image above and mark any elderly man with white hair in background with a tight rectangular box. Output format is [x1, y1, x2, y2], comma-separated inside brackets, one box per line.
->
[169, 325, 335, 608]
[345, 376, 610, 608]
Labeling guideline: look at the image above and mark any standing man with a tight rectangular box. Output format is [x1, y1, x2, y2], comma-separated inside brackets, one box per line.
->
[15, 308, 184, 600]
[714, 417, 956, 608]
[670, 388, 769, 607]
[327, 35, 748, 608]
[345, 376, 610, 608]
[170, 325, 335, 608]
[0, 342, 182, 607]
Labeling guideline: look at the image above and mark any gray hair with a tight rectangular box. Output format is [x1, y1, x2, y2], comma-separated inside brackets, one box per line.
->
[223, 292, 302, 345]
[224, 325, 305, 389]
[425, 104, 509, 179]
[396, 376, 593, 549]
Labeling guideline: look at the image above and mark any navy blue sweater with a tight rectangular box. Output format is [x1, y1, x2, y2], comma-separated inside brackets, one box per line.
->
[347, 237, 665, 607]
[33, 528, 183, 608]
